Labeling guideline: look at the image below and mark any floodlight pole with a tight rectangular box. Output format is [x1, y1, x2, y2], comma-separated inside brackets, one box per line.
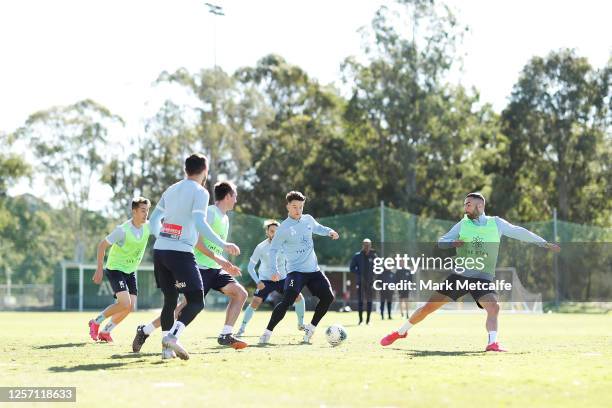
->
[205, 2, 225, 68]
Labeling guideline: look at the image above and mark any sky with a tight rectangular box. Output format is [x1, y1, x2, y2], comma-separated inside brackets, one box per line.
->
[1, 0, 610, 209]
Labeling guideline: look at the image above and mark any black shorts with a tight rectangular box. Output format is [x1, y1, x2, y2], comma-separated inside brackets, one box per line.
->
[105, 269, 137, 296]
[284, 271, 332, 300]
[200, 268, 236, 297]
[253, 279, 285, 300]
[154, 249, 202, 293]
[436, 274, 496, 309]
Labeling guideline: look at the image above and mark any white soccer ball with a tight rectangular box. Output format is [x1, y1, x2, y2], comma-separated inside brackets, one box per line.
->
[325, 324, 347, 347]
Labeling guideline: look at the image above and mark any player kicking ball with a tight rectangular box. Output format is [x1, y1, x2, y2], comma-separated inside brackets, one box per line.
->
[236, 219, 306, 337]
[258, 191, 339, 345]
[89, 197, 151, 342]
[380, 192, 560, 352]
[133, 181, 248, 352]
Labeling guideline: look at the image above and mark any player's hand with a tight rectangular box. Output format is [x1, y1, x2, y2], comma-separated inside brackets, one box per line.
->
[224, 243, 240, 256]
[545, 242, 561, 253]
[227, 264, 242, 277]
[256, 281, 265, 290]
[452, 239, 464, 248]
[92, 268, 103, 285]
[329, 230, 339, 240]
[271, 272, 281, 282]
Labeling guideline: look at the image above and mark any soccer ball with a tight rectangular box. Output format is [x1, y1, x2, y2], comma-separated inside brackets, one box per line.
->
[325, 324, 347, 347]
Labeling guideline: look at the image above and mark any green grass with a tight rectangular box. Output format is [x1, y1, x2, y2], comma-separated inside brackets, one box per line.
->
[1, 310, 611, 407]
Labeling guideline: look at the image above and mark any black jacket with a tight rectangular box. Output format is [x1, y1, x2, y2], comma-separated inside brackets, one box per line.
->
[350, 250, 378, 283]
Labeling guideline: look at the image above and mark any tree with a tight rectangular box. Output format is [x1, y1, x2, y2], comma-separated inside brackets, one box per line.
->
[14, 99, 124, 261]
[499, 49, 611, 226]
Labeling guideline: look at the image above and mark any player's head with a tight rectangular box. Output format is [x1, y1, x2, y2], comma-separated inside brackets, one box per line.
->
[264, 219, 280, 240]
[131, 196, 151, 224]
[286, 191, 305, 220]
[214, 181, 237, 211]
[464, 192, 486, 219]
[185, 153, 209, 185]
[362, 238, 372, 252]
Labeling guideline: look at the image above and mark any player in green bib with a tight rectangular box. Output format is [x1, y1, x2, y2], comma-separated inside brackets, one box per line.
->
[89, 197, 152, 342]
[380, 192, 560, 351]
[132, 181, 248, 351]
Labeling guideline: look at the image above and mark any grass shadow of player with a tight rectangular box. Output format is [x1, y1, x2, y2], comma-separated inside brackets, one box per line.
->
[250, 342, 310, 349]
[49, 362, 129, 372]
[110, 352, 159, 359]
[35, 342, 88, 349]
[392, 349, 528, 357]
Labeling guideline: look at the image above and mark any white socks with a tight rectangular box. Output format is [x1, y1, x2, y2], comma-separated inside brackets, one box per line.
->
[398, 320, 413, 335]
[488, 331, 497, 345]
[143, 322, 156, 335]
[102, 321, 117, 333]
[169, 321, 185, 337]
[221, 325, 233, 335]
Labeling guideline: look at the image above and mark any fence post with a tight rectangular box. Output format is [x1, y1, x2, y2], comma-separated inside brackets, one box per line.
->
[78, 265, 84, 312]
[61, 262, 66, 311]
[553, 208, 559, 308]
[380, 201, 385, 257]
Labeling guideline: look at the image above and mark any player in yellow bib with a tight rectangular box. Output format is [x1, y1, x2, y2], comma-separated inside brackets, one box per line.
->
[380, 192, 560, 351]
[89, 197, 151, 342]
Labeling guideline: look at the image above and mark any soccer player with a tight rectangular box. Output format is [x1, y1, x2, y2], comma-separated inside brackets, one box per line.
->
[89, 197, 151, 342]
[236, 219, 306, 337]
[147, 154, 240, 360]
[133, 181, 248, 351]
[258, 191, 339, 344]
[380, 192, 560, 352]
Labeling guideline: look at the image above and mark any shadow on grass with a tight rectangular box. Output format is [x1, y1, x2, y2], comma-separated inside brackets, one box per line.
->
[35, 342, 88, 350]
[390, 349, 529, 357]
[110, 352, 159, 359]
[49, 362, 130, 372]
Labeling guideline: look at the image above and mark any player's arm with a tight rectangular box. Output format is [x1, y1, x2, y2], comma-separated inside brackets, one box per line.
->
[311, 216, 339, 239]
[496, 217, 560, 252]
[94, 227, 123, 284]
[149, 196, 165, 238]
[269, 228, 287, 281]
[350, 253, 359, 274]
[438, 221, 462, 249]
[247, 246, 262, 284]
[192, 189, 240, 256]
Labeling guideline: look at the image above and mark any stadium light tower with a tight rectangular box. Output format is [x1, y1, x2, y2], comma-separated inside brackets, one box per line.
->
[205, 2, 225, 68]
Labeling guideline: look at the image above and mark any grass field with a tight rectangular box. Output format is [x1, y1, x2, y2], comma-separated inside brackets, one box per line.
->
[1, 310, 611, 407]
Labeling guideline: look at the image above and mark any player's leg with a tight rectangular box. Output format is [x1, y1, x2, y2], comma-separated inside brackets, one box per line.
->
[89, 269, 129, 340]
[357, 283, 364, 324]
[477, 292, 506, 352]
[159, 250, 204, 360]
[97, 290, 132, 342]
[365, 283, 373, 324]
[259, 273, 304, 343]
[217, 280, 248, 349]
[302, 272, 335, 343]
[380, 291, 451, 346]
[238, 284, 269, 336]
[237, 295, 263, 336]
[293, 292, 305, 330]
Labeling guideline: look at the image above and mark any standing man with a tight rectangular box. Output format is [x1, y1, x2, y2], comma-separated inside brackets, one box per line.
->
[89, 197, 151, 342]
[350, 238, 377, 325]
[258, 191, 340, 344]
[133, 181, 247, 351]
[148, 153, 240, 360]
[380, 192, 560, 352]
[236, 219, 306, 337]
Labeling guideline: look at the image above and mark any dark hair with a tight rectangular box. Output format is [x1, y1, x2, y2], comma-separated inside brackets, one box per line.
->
[465, 192, 486, 205]
[131, 196, 151, 210]
[264, 219, 280, 230]
[185, 153, 208, 176]
[214, 181, 236, 201]
[286, 191, 306, 203]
